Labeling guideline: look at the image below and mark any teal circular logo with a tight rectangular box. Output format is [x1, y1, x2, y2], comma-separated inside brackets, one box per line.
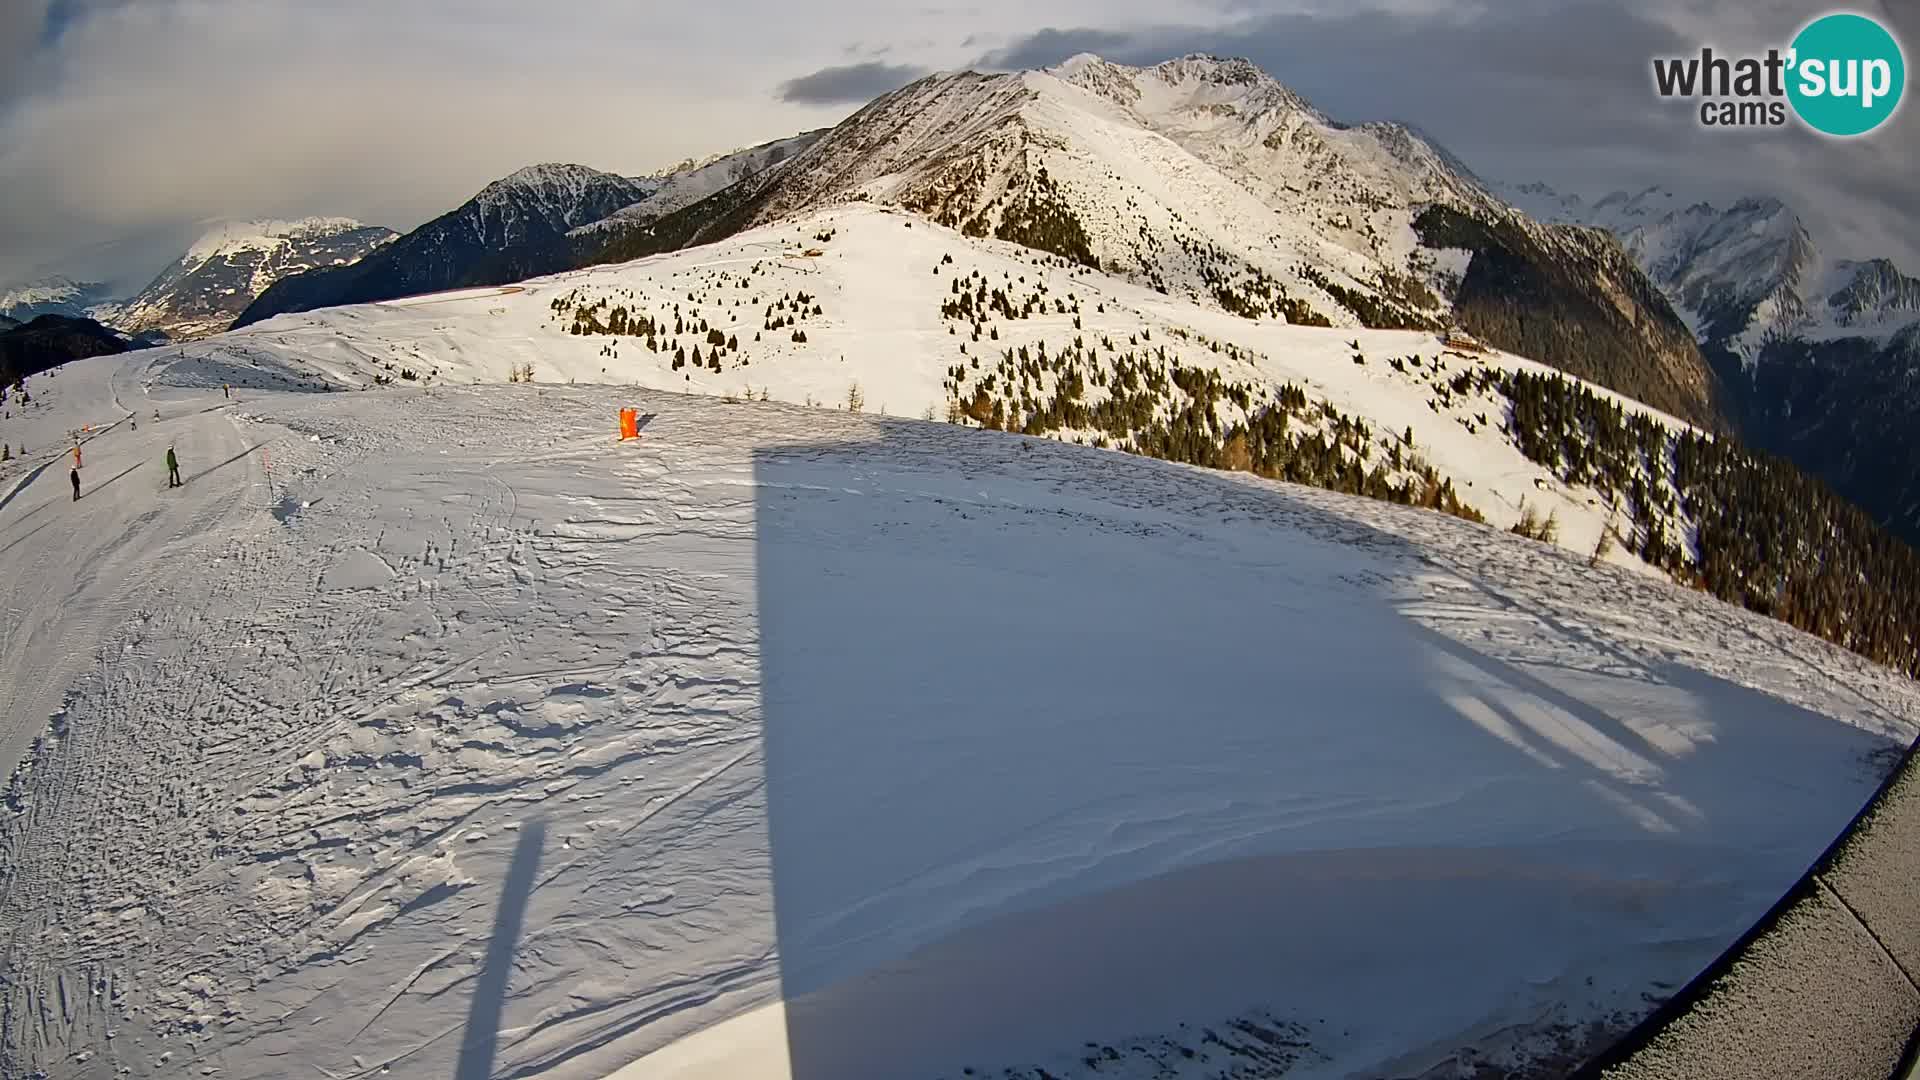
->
[1788, 12, 1905, 136]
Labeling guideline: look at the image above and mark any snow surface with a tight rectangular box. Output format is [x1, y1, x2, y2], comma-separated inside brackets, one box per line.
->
[0, 330, 1915, 1079]
[203, 204, 1692, 572]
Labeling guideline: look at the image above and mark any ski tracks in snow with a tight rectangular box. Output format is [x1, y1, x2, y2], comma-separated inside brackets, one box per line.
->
[2, 386, 776, 1078]
[0, 380, 1916, 1079]
[0, 400, 276, 1074]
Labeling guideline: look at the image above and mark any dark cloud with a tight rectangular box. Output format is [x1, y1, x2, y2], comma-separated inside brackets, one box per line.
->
[975, 27, 1137, 70]
[973, 2, 1919, 267]
[41, 0, 91, 44]
[4, 1, 1913, 285]
[0, 1, 51, 103]
[777, 61, 930, 105]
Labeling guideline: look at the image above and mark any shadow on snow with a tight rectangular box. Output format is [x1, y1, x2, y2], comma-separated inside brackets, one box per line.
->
[455, 820, 546, 1080]
[747, 416, 1897, 1079]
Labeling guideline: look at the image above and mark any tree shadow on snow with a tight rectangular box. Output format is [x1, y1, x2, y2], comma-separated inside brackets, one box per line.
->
[748, 415, 1902, 1079]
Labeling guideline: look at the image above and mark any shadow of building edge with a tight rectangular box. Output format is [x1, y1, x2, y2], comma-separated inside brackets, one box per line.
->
[1566, 732, 1920, 1080]
[749, 416, 1427, 1079]
[748, 412, 1916, 1080]
[455, 819, 547, 1080]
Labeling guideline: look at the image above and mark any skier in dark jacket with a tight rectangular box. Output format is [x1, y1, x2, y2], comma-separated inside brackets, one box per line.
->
[166, 446, 181, 488]
[70, 467, 80, 501]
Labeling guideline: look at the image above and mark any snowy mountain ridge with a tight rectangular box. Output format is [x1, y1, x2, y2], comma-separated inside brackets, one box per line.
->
[204, 203, 1696, 577]
[1499, 178, 1920, 544]
[1045, 52, 1496, 220]
[640, 130, 829, 180]
[1827, 258, 1920, 329]
[0, 276, 119, 323]
[588, 53, 1719, 429]
[103, 217, 396, 342]
[233, 166, 657, 327]
[181, 216, 380, 263]
[472, 164, 659, 230]
[236, 148, 814, 329]
[1496, 181, 1919, 358]
[690, 53, 1506, 287]
[571, 131, 829, 237]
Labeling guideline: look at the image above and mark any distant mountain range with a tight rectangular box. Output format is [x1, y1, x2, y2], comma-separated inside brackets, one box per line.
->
[0, 278, 119, 324]
[83, 51, 1920, 684]
[2, 220, 395, 345]
[228, 55, 1717, 435]
[1501, 181, 1920, 543]
[100, 218, 396, 342]
[1497, 184, 1920, 355]
[17, 50, 1920, 550]
[235, 138, 826, 329]
[580, 54, 1720, 430]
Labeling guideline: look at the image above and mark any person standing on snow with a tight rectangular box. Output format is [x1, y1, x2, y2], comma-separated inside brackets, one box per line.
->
[71, 444, 81, 469]
[166, 445, 181, 488]
[70, 467, 80, 501]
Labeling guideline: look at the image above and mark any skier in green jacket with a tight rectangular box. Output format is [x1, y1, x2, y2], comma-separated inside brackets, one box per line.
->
[165, 445, 181, 488]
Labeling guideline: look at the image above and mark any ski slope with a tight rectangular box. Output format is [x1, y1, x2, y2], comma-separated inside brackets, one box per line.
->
[0, 348, 1916, 1079]
[178, 204, 1695, 573]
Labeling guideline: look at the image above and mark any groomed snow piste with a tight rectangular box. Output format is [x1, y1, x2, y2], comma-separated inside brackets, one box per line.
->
[0, 340, 1915, 1080]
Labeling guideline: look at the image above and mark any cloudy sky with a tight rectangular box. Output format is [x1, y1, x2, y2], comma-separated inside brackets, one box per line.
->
[1, 0, 1913, 290]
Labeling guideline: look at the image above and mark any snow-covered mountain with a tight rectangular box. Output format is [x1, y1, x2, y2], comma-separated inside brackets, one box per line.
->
[0, 276, 119, 323]
[234, 165, 657, 327]
[575, 130, 829, 235]
[1505, 180, 1920, 542]
[237, 146, 821, 330]
[1825, 257, 1920, 330]
[102, 218, 395, 342]
[1498, 182, 1920, 360]
[470, 163, 659, 232]
[197, 203, 1690, 573]
[608, 54, 1506, 297]
[589, 54, 1721, 430]
[6, 50, 1920, 1080]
